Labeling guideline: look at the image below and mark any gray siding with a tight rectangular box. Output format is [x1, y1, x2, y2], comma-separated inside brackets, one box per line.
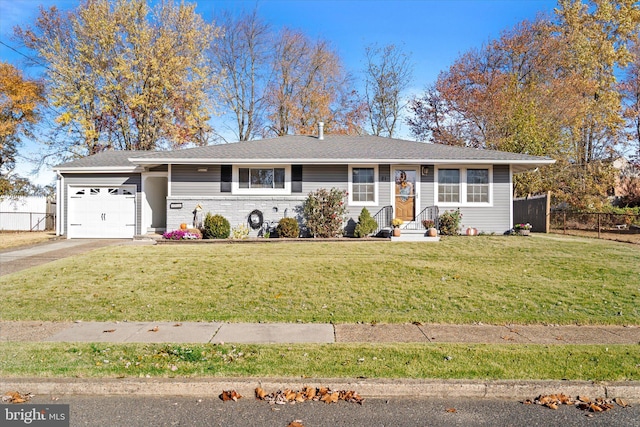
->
[419, 164, 435, 212]
[171, 164, 221, 197]
[301, 164, 348, 193]
[62, 173, 142, 236]
[453, 165, 511, 234]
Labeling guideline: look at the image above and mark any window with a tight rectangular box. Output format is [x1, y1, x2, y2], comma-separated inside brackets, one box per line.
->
[232, 165, 291, 194]
[436, 167, 491, 205]
[239, 167, 285, 189]
[438, 169, 460, 203]
[349, 165, 378, 206]
[467, 169, 489, 203]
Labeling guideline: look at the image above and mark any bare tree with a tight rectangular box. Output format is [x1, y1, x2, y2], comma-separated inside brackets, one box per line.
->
[211, 9, 271, 141]
[363, 43, 413, 137]
[264, 29, 358, 136]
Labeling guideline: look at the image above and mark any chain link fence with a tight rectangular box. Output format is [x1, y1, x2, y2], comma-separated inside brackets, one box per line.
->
[550, 211, 640, 244]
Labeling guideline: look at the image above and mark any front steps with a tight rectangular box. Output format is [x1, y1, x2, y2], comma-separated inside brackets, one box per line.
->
[391, 228, 440, 242]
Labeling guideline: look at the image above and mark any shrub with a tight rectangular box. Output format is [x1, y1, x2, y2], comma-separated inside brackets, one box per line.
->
[277, 217, 300, 238]
[202, 213, 230, 239]
[354, 207, 378, 237]
[303, 188, 348, 238]
[438, 209, 462, 235]
[231, 223, 250, 239]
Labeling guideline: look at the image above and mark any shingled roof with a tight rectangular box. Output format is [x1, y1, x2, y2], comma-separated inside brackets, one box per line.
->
[54, 135, 554, 173]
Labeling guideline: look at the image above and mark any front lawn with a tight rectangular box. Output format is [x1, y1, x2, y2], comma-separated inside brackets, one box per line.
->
[1, 235, 638, 325]
[0, 231, 55, 250]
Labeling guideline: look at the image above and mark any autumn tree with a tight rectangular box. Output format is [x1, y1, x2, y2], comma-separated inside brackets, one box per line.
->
[0, 62, 45, 197]
[15, 0, 219, 157]
[407, 2, 639, 206]
[363, 43, 413, 137]
[555, 0, 640, 166]
[621, 39, 640, 161]
[211, 9, 271, 141]
[263, 29, 361, 136]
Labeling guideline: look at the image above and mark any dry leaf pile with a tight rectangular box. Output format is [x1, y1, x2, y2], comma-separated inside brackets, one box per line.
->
[255, 386, 364, 405]
[524, 394, 630, 413]
[219, 390, 242, 402]
[2, 391, 34, 404]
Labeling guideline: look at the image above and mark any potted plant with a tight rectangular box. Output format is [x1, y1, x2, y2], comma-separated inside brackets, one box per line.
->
[422, 219, 437, 237]
[514, 223, 532, 236]
[391, 218, 403, 237]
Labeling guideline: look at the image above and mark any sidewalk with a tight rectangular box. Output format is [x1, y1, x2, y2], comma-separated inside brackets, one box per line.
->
[1, 320, 638, 345]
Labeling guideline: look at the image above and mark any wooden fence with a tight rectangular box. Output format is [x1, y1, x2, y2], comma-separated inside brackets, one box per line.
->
[513, 192, 550, 233]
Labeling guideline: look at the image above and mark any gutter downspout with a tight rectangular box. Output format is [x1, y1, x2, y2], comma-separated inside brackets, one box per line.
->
[55, 172, 63, 236]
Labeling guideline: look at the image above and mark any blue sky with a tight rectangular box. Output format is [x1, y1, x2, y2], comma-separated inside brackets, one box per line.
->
[0, 0, 560, 185]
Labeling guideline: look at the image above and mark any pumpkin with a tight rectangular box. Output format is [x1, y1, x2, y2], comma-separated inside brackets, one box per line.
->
[180, 223, 188, 230]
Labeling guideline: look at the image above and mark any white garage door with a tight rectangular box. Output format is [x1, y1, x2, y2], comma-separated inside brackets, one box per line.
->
[68, 187, 136, 238]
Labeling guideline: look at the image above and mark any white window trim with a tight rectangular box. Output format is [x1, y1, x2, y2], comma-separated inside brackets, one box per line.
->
[232, 164, 291, 195]
[434, 165, 493, 207]
[348, 165, 379, 206]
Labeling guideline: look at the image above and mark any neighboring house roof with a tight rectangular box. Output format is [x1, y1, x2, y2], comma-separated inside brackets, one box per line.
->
[54, 135, 555, 173]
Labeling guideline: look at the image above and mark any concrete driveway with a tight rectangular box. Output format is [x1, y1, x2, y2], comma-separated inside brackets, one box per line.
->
[0, 239, 152, 276]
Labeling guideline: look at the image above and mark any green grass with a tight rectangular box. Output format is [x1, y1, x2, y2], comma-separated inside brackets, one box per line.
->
[1, 342, 637, 381]
[1, 235, 638, 325]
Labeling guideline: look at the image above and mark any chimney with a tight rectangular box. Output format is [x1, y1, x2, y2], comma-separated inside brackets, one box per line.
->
[318, 122, 324, 140]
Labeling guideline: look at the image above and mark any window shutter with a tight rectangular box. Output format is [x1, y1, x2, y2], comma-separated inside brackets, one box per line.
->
[292, 165, 303, 193]
[220, 165, 232, 193]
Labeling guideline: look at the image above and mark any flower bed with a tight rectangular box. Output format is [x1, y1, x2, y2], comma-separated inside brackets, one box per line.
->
[163, 229, 202, 240]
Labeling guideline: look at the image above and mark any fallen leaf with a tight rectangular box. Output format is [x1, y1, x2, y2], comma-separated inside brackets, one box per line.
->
[148, 326, 159, 332]
[255, 387, 267, 400]
[578, 395, 591, 403]
[614, 397, 629, 408]
[589, 403, 603, 412]
[320, 391, 339, 404]
[501, 336, 514, 341]
[287, 421, 305, 427]
[173, 323, 182, 327]
[304, 386, 316, 400]
[548, 403, 558, 410]
[284, 390, 297, 402]
[2, 392, 34, 404]
[446, 408, 457, 413]
[103, 329, 116, 333]
[219, 390, 242, 402]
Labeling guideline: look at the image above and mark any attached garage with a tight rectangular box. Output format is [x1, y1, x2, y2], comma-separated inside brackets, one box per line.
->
[67, 186, 136, 238]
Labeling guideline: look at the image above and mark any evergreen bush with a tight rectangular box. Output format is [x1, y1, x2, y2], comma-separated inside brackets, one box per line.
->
[202, 213, 230, 239]
[354, 207, 378, 237]
[276, 217, 300, 238]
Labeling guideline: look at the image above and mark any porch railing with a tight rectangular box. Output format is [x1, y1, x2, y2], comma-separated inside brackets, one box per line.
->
[401, 206, 439, 230]
[372, 205, 393, 234]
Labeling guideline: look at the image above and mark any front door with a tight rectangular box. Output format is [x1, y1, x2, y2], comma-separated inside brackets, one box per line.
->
[393, 168, 417, 221]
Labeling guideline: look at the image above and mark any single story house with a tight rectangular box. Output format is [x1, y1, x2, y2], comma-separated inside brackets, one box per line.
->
[53, 130, 554, 238]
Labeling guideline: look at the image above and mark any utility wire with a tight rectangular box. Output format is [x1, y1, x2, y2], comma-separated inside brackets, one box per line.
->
[0, 39, 67, 80]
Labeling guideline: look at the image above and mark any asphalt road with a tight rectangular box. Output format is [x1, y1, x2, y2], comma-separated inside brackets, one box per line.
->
[15, 395, 638, 427]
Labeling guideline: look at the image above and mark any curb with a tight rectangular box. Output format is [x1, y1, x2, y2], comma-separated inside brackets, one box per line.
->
[3, 378, 640, 401]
